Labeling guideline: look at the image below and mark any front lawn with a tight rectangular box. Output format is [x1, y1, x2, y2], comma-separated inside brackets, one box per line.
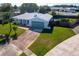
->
[29, 26, 75, 56]
[0, 23, 25, 37]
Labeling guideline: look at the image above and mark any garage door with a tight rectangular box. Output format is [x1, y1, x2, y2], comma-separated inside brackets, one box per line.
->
[32, 21, 44, 29]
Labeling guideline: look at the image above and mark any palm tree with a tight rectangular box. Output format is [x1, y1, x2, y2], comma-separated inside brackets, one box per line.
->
[12, 23, 18, 40]
[0, 3, 13, 44]
[3, 13, 13, 44]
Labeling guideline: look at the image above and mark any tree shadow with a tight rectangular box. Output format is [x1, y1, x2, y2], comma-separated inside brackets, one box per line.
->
[0, 39, 6, 45]
[29, 26, 54, 33]
[0, 34, 12, 45]
[41, 26, 54, 33]
[71, 22, 79, 28]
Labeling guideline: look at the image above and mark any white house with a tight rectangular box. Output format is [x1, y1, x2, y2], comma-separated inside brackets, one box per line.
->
[13, 12, 52, 29]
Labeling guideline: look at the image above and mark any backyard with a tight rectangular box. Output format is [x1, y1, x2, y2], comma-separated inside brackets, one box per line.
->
[0, 23, 25, 36]
[29, 26, 75, 56]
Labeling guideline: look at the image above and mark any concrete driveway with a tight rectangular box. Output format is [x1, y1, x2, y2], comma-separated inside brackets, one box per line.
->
[11, 29, 40, 50]
[45, 34, 79, 56]
[0, 27, 40, 56]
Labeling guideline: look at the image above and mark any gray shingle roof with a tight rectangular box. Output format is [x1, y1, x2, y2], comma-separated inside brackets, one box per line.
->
[13, 12, 52, 21]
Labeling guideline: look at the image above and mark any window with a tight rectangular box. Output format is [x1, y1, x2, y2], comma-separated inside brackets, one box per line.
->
[20, 19, 22, 24]
[27, 20, 29, 25]
[23, 20, 26, 25]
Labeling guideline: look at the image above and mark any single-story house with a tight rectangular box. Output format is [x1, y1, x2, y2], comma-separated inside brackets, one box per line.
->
[13, 12, 52, 29]
[53, 14, 79, 21]
[13, 9, 21, 16]
[51, 7, 78, 12]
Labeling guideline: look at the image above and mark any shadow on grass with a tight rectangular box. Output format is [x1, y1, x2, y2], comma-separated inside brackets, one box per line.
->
[0, 39, 6, 45]
[41, 26, 54, 33]
[71, 22, 79, 28]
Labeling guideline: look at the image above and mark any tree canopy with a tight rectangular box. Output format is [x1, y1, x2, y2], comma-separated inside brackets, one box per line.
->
[39, 5, 51, 14]
[0, 3, 12, 12]
[20, 3, 39, 13]
[13, 5, 18, 9]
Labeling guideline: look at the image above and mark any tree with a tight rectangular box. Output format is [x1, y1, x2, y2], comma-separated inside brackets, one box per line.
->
[4, 17, 13, 44]
[39, 5, 51, 14]
[20, 3, 39, 13]
[0, 3, 12, 12]
[12, 23, 18, 40]
[13, 5, 19, 12]
[13, 5, 18, 9]
[51, 11, 56, 15]
[0, 3, 13, 24]
[2, 12, 11, 24]
[0, 3, 13, 44]
[60, 18, 69, 22]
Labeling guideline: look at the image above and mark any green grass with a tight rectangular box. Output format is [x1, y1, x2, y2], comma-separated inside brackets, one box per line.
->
[68, 18, 76, 23]
[0, 23, 25, 37]
[20, 53, 27, 56]
[0, 38, 4, 41]
[29, 26, 75, 56]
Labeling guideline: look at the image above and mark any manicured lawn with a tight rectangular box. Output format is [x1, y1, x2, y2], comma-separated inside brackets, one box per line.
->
[0, 23, 25, 37]
[68, 18, 76, 23]
[20, 53, 27, 56]
[29, 26, 75, 56]
[0, 39, 3, 41]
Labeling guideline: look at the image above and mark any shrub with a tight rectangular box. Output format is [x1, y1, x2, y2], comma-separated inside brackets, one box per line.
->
[20, 53, 27, 56]
[0, 39, 6, 44]
[60, 18, 69, 22]
[68, 19, 76, 23]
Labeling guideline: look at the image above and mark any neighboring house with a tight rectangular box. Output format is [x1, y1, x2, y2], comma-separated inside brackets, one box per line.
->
[55, 12, 79, 16]
[13, 12, 52, 29]
[51, 7, 78, 12]
[53, 14, 79, 21]
[13, 9, 21, 16]
[53, 11, 79, 22]
[51, 7, 64, 12]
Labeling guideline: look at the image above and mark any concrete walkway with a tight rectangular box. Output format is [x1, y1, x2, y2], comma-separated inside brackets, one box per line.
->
[45, 34, 79, 56]
[0, 44, 22, 56]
